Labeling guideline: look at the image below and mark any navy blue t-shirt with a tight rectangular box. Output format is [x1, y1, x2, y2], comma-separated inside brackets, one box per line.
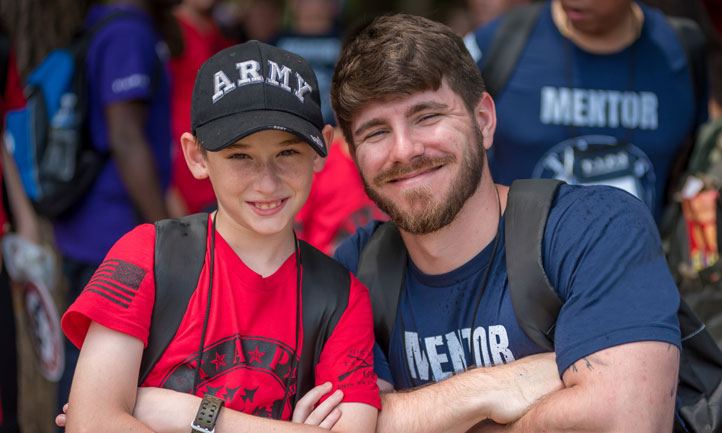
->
[465, 1, 707, 221]
[334, 185, 681, 389]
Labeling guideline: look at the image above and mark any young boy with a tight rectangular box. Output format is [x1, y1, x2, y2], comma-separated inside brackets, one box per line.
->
[60, 41, 380, 433]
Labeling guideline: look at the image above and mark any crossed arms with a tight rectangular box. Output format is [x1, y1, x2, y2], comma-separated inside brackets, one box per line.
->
[376, 340, 679, 433]
[65, 323, 678, 433]
[64, 321, 377, 433]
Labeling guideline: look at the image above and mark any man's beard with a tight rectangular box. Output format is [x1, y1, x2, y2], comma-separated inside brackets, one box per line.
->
[362, 126, 485, 235]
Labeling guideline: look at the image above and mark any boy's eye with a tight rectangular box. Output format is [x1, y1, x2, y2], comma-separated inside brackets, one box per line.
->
[279, 149, 300, 157]
[229, 153, 250, 160]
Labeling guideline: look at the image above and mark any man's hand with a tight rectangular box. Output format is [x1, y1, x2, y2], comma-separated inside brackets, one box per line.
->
[376, 351, 562, 433]
[484, 352, 562, 424]
[480, 342, 680, 433]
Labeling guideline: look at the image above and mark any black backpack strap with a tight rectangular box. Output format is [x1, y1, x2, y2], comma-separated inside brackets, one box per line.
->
[505, 179, 564, 351]
[667, 16, 707, 116]
[139, 213, 209, 385]
[481, 2, 543, 98]
[294, 240, 350, 407]
[356, 222, 407, 358]
[675, 297, 722, 432]
[0, 32, 10, 96]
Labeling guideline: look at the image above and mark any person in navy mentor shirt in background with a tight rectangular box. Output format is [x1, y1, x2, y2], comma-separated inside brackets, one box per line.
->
[465, 0, 708, 222]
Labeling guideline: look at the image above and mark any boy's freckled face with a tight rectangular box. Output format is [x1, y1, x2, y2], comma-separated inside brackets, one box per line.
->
[204, 129, 323, 237]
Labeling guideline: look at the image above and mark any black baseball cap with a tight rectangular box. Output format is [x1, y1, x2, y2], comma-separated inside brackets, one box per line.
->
[191, 41, 327, 156]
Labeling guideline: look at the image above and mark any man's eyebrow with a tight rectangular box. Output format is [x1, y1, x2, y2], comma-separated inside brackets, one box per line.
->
[406, 101, 448, 117]
[353, 118, 386, 139]
[353, 101, 449, 139]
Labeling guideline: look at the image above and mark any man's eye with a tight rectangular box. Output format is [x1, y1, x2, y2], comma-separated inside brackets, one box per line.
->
[419, 113, 439, 123]
[229, 153, 250, 160]
[365, 129, 387, 140]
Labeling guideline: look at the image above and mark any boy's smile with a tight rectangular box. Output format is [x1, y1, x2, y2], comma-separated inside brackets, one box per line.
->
[251, 199, 286, 212]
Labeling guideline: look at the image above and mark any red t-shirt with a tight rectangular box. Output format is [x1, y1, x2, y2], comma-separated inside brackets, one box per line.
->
[295, 140, 387, 255]
[62, 216, 380, 419]
[0, 49, 28, 235]
[169, 13, 234, 214]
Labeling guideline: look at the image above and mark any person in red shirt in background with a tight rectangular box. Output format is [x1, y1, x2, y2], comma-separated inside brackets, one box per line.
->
[292, 19, 387, 256]
[0, 32, 41, 433]
[295, 134, 387, 255]
[167, 0, 235, 217]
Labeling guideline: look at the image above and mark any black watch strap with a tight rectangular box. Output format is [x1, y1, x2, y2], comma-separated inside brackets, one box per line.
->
[190, 394, 224, 433]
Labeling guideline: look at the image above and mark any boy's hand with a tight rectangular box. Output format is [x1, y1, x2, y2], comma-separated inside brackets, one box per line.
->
[292, 382, 344, 429]
[55, 403, 69, 428]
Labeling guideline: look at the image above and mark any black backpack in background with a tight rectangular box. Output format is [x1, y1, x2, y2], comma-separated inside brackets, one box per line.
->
[661, 117, 722, 350]
[358, 179, 722, 433]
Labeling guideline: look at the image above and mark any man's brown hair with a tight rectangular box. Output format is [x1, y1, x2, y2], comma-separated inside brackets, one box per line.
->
[330, 13, 486, 146]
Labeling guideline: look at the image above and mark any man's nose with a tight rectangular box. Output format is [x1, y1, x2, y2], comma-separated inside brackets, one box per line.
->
[389, 130, 424, 163]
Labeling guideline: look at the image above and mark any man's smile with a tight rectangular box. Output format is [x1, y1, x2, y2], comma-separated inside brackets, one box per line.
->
[374, 154, 456, 187]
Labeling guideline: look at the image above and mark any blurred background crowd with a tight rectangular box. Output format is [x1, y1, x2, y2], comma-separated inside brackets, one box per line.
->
[0, 0, 720, 431]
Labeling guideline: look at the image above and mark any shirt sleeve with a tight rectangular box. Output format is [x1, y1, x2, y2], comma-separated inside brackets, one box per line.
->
[93, 19, 159, 106]
[313, 275, 381, 410]
[544, 186, 681, 375]
[61, 223, 156, 349]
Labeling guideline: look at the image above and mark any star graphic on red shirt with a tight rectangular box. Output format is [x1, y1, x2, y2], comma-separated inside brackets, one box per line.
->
[248, 346, 265, 364]
[211, 352, 226, 370]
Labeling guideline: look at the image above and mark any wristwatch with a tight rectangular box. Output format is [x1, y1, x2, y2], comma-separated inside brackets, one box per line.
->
[190, 394, 224, 433]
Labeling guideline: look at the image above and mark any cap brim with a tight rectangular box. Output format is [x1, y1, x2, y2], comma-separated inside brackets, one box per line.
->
[195, 110, 327, 157]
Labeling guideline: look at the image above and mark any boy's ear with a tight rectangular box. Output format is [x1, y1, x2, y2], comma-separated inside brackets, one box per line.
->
[313, 125, 334, 173]
[181, 132, 209, 179]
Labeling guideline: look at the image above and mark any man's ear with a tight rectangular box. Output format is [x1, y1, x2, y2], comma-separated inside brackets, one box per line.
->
[475, 92, 497, 151]
[313, 125, 334, 173]
[181, 132, 209, 179]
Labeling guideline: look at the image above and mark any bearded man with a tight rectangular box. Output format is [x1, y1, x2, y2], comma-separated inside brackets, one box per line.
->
[329, 13, 681, 433]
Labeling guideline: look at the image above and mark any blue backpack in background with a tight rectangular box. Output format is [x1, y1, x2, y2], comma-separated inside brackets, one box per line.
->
[3, 12, 129, 219]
